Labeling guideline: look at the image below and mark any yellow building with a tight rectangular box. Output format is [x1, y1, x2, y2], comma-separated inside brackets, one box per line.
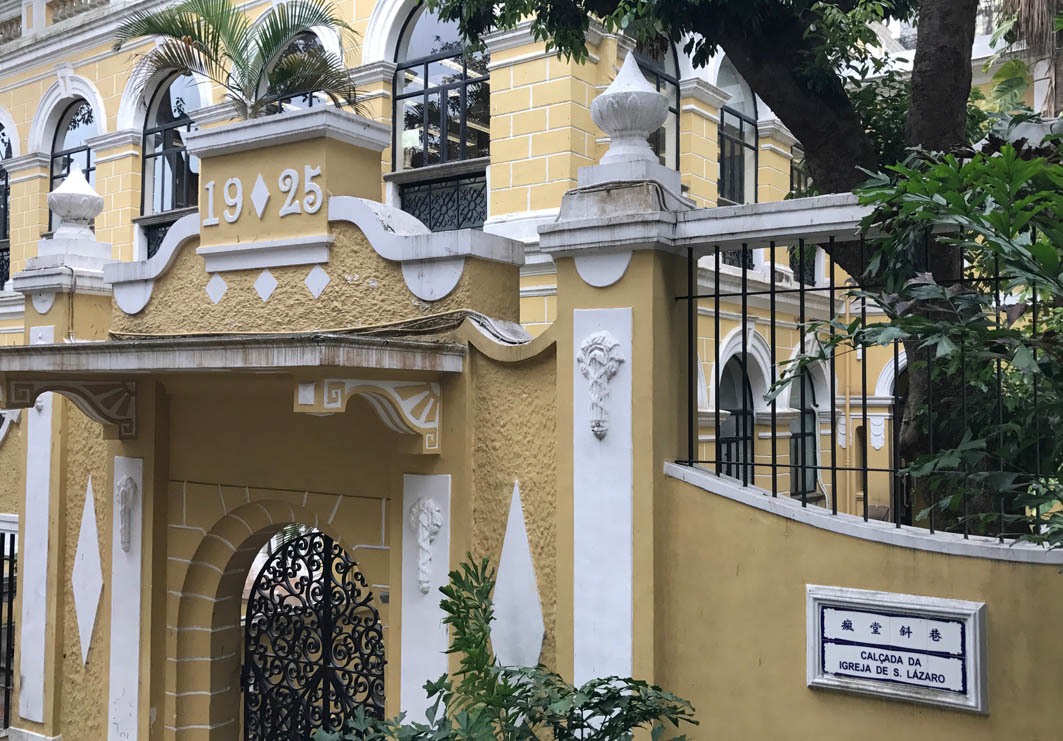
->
[0, 2, 1055, 741]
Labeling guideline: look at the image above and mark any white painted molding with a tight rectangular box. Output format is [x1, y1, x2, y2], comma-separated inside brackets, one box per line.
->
[491, 481, 545, 668]
[8, 728, 62, 741]
[401, 474, 450, 723]
[869, 415, 886, 450]
[757, 118, 797, 148]
[29, 291, 54, 315]
[186, 100, 238, 125]
[18, 325, 53, 724]
[576, 330, 625, 439]
[197, 235, 333, 273]
[678, 77, 730, 110]
[183, 105, 389, 157]
[483, 20, 537, 54]
[350, 60, 398, 86]
[875, 349, 908, 397]
[28, 73, 108, 153]
[406, 497, 442, 594]
[0, 512, 18, 536]
[361, 0, 420, 65]
[664, 461, 1063, 564]
[105, 213, 200, 314]
[574, 250, 632, 287]
[85, 128, 141, 152]
[108, 457, 143, 741]
[484, 207, 559, 245]
[3, 152, 49, 175]
[573, 308, 632, 685]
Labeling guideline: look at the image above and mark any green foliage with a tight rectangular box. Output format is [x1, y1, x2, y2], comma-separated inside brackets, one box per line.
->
[774, 116, 1063, 544]
[113, 0, 361, 119]
[317, 557, 697, 740]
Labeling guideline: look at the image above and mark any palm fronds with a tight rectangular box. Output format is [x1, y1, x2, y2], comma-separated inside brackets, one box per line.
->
[113, 0, 360, 119]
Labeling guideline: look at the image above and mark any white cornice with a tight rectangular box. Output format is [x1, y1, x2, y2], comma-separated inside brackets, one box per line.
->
[351, 60, 397, 87]
[483, 20, 538, 54]
[4, 151, 49, 173]
[197, 235, 333, 273]
[86, 128, 141, 152]
[757, 118, 797, 148]
[184, 106, 390, 157]
[187, 100, 239, 125]
[679, 77, 730, 110]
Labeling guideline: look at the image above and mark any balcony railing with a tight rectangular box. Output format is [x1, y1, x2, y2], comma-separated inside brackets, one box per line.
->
[49, 0, 105, 23]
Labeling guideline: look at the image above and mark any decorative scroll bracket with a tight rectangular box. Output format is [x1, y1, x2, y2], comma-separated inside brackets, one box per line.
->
[293, 378, 441, 454]
[4, 380, 137, 439]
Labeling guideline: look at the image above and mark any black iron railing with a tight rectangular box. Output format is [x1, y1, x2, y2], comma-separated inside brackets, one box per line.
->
[677, 237, 1045, 541]
[0, 531, 16, 729]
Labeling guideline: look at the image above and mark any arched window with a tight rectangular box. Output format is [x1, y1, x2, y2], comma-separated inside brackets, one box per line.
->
[716, 58, 757, 206]
[717, 356, 755, 483]
[50, 99, 99, 230]
[634, 39, 679, 170]
[271, 31, 331, 112]
[141, 74, 202, 257]
[0, 124, 11, 285]
[789, 368, 820, 499]
[393, 3, 489, 232]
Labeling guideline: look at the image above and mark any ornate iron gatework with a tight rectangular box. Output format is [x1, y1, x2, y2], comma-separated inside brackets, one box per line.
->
[242, 531, 386, 740]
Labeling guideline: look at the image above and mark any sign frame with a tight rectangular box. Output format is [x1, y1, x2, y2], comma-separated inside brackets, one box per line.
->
[806, 585, 987, 713]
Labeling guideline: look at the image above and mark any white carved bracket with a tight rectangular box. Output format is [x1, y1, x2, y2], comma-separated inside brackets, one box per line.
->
[577, 331, 624, 439]
[5, 379, 137, 439]
[407, 497, 443, 594]
[293, 378, 440, 453]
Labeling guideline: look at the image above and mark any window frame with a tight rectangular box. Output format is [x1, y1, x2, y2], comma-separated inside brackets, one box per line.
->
[50, 99, 98, 231]
[141, 73, 200, 219]
[633, 42, 681, 171]
[718, 105, 758, 206]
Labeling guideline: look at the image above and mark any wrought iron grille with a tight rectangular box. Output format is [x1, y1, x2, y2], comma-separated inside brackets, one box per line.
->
[677, 234, 1045, 541]
[789, 243, 817, 285]
[721, 247, 754, 269]
[142, 221, 172, 260]
[0, 244, 9, 288]
[401, 173, 487, 231]
[242, 531, 385, 740]
[0, 530, 16, 730]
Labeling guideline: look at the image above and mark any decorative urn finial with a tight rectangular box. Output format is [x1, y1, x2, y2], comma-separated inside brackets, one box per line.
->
[47, 168, 103, 240]
[591, 51, 670, 166]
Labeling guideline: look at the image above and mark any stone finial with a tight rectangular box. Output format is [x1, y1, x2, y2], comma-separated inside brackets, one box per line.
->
[48, 168, 103, 240]
[591, 52, 669, 166]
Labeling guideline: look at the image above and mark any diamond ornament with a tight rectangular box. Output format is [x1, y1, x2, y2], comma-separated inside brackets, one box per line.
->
[205, 274, 227, 304]
[250, 174, 270, 219]
[72, 477, 103, 665]
[490, 481, 545, 667]
[254, 270, 278, 302]
[305, 265, 331, 299]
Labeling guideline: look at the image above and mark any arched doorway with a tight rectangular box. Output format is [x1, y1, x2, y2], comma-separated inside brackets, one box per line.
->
[242, 530, 386, 740]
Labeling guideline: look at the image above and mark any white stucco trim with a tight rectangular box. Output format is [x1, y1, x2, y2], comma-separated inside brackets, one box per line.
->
[196, 235, 333, 273]
[400, 473, 450, 723]
[109, 456, 144, 741]
[183, 105, 389, 157]
[665, 462, 1063, 564]
[28, 72, 108, 153]
[105, 213, 200, 314]
[0, 512, 17, 536]
[8, 729, 61, 741]
[874, 349, 908, 397]
[574, 250, 632, 288]
[706, 324, 775, 412]
[18, 325, 53, 724]
[573, 308, 633, 685]
[0, 409, 20, 448]
[117, 65, 214, 132]
[361, 0, 420, 64]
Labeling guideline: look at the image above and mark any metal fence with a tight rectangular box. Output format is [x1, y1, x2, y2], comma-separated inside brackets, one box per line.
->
[677, 236, 1042, 542]
[0, 532, 15, 729]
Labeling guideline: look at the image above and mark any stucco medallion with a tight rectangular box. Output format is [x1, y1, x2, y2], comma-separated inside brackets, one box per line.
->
[577, 330, 625, 439]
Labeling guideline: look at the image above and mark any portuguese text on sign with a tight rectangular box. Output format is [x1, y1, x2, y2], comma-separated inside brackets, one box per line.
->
[807, 586, 987, 713]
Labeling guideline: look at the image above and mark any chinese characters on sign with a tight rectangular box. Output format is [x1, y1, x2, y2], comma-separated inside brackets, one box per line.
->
[807, 586, 987, 713]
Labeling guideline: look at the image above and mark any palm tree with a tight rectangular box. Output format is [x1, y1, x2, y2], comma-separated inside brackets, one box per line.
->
[113, 0, 362, 120]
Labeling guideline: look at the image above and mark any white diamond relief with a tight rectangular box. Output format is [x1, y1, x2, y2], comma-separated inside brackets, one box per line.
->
[490, 481, 545, 667]
[254, 270, 278, 302]
[205, 274, 227, 304]
[250, 174, 270, 219]
[304, 265, 331, 299]
[72, 477, 103, 665]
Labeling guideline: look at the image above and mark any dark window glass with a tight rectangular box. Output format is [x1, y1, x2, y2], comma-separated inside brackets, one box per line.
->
[634, 39, 679, 170]
[393, 5, 490, 172]
[719, 107, 757, 205]
[790, 144, 810, 195]
[0, 124, 11, 250]
[270, 32, 333, 113]
[400, 174, 486, 232]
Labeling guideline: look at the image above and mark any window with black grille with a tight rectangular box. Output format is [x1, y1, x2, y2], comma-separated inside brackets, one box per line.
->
[634, 39, 680, 170]
[719, 107, 757, 205]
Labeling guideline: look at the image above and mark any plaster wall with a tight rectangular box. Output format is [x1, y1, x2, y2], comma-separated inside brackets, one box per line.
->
[657, 473, 1063, 740]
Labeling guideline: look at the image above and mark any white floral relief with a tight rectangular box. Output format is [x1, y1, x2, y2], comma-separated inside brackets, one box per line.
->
[577, 331, 625, 439]
[869, 416, 886, 450]
[407, 497, 443, 594]
[116, 475, 138, 553]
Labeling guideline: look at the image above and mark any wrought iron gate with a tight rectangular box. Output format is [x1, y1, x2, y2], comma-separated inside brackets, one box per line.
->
[242, 531, 386, 740]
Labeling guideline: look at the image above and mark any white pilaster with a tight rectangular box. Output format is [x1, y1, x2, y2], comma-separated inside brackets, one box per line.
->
[108, 456, 143, 741]
[400, 473, 451, 722]
[18, 325, 54, 723]
[572, 308, 633, 685]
